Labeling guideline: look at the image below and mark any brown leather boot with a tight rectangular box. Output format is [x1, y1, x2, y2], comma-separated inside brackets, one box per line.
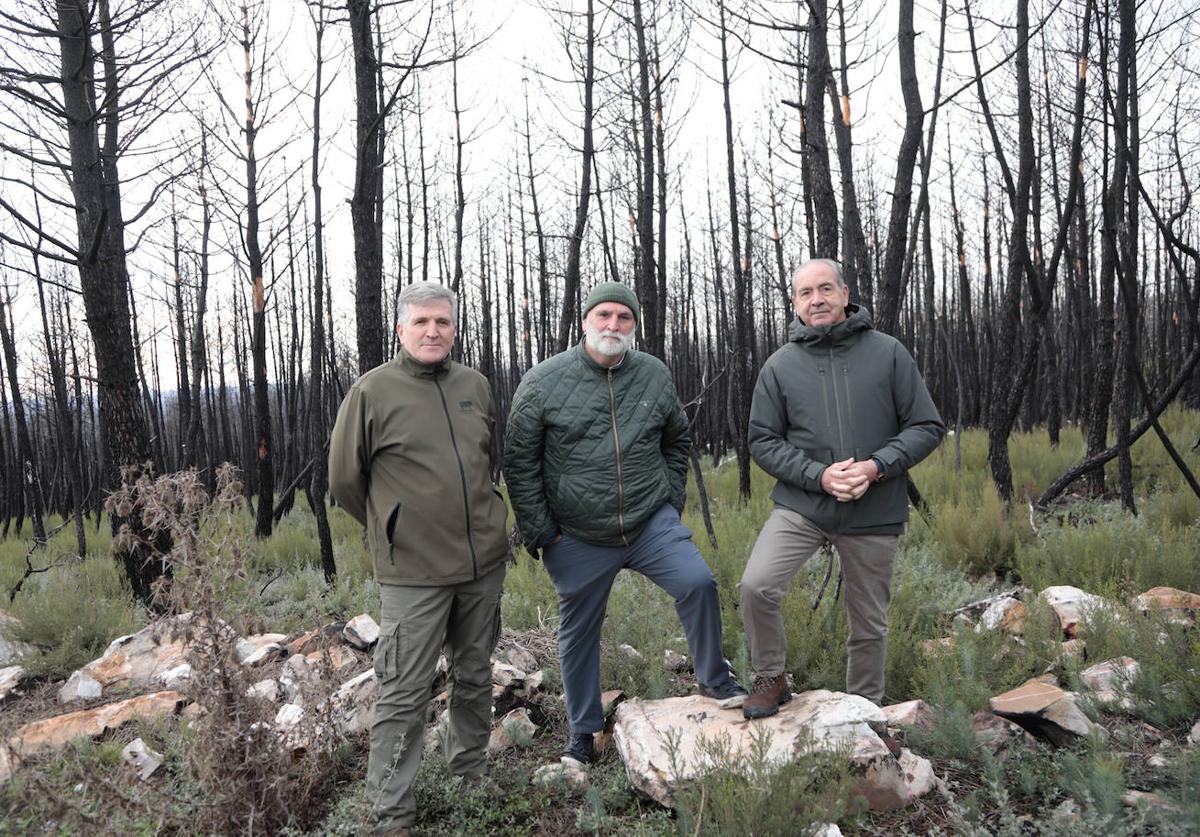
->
[742, 674, 791, 720]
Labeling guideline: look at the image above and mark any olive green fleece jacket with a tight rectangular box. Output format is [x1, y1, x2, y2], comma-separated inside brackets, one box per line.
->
[749, 305, 945, 535]
[504, 342, 690, 548]
[328, 348, 509, 586]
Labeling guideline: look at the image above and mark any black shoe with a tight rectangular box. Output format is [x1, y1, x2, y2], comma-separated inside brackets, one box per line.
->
[698, 678, 749, 709]
[561, 732, 594, 766]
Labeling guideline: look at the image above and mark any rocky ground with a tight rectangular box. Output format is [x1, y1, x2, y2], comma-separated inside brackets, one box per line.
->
[2, 582, 1199, 834]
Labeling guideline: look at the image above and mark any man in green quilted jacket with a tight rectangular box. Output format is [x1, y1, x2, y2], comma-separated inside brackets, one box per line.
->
[329, 282, 509, 837]
[504, 282, 745, 767]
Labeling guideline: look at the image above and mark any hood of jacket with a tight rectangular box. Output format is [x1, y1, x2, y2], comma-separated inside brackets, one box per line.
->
[788, 304, 874, 347]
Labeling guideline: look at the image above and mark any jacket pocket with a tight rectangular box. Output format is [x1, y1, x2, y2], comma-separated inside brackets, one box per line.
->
[385, 503, 402, 545]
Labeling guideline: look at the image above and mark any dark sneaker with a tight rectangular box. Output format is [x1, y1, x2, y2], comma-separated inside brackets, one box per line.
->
[699, 678, 749, 709]
[561, 732, 594, 766]
[742, 674, 792, 720]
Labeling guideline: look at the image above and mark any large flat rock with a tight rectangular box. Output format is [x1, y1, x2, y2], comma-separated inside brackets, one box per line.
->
[612, 690, 937, 810]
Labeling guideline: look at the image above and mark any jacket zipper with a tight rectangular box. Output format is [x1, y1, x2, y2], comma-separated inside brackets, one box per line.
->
[829, 347, 846, 452]
[435, 376, 479, 579]
[607, 369, 628, 546]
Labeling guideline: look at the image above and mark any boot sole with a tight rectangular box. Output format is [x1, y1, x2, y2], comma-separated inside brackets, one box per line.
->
[742, 691, 792, 720]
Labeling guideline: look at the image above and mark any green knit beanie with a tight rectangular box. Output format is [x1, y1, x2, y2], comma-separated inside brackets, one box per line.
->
[582, 281, 640, 322]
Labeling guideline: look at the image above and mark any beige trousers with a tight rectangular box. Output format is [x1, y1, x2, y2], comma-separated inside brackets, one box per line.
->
[738, 506, 898, 704]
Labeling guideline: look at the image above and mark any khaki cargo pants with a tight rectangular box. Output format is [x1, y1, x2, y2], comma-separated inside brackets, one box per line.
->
[739, 507, 898, 704]
[368, 564, 505, 833]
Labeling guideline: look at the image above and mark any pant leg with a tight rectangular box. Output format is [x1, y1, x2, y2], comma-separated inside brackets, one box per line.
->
[442, 563, 507, 777]
[738, 507, 827, 678]
[830, 533, 899, 705]
[368, 583, 453, 832]
[541, 534, 622, 734]
[624, 504, 731, 689]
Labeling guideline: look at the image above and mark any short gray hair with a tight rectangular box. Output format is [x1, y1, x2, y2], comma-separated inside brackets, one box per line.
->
[793, 258, 845, 293]
[397, 282, 457, 326]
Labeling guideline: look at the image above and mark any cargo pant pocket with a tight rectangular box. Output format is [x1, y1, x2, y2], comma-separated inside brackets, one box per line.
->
[373, 615, 407, 685]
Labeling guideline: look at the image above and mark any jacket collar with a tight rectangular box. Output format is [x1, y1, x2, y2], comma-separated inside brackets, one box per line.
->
[396, 346, 451, 379]
[788, 303, 874, 347]
[576, 339, 632, 373]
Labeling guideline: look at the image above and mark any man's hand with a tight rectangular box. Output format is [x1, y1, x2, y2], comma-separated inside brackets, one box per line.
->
[820, 458, 879, 502]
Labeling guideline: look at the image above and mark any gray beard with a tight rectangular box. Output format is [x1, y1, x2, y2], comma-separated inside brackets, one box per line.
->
[584, 325, 635, 358]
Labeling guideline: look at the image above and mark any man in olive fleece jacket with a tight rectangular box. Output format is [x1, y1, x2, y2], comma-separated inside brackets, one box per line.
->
[329, 282, 508, 837]
[739, 259, 944, 721]
[504, 282, 744, 767]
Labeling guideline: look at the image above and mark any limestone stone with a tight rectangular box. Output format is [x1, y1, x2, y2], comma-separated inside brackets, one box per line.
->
[990, 680, 1101, 746]
[971, 711, 1037, 754]
[0, 666, 23, 701]
[492, 662, 526, 687]
[235, 633, 288, 665]
[1080, 657, 1140, 707]
[8, 691, 185, 762]
[882, 699, 934, 729]
[58, 669, 103, 704]
[121, 737, 163, 781]
[487, 708, 538, 754]
[523, 669, 545, 692]
[0, 613, 31, 667]
[1122, 789, 1172, 809]
[1135, 586, 1200, 612]
[501, 646, 538, 673]
[922, 637, 954, 654]
[601, 689, 626, 717]
[613, 690, 937, 811]
[617, 643, 642, 660]
[1059, 639, 1086, 660]
[246, 678, 280, 703]
[1039, 586, 1107, 638]
[157, 663, 192, 690]
[343, 614, 380, 650]
[663, 649, 688, 672]
[74, 614, 200, 695]
[1188, 719, 1200, 746]
[981, 598, 1026, 635]
[533, 760, 589, 790]
[304, 645, 358, 675]
[329, 670, 378, 735]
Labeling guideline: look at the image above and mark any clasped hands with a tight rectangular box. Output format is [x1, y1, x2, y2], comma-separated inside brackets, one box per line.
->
[819, 458, 880, 502]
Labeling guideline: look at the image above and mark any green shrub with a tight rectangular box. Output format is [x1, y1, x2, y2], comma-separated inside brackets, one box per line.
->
[7, 556, 144, 679]
[930, 479, 1025, 577]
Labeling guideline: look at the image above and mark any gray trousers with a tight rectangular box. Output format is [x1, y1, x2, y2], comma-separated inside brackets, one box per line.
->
[368, 564, 505, 832]
[739, 506, 898, 704]
[542, 504, 734, 734]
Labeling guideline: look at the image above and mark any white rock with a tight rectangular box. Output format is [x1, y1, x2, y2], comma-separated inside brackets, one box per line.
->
[1038, 586, 1109, 638]
[881, 699, 934, 729]
[246, 678, 280, 703]
[1080, 657, 1140, 708]
[424, 709, 450, 753]
[235, 635, 287, 666]
[502, 646, 538, 673]
[121, 737, 163, 781]
[0, 613, 31, 667]
[617, 644, 642, 660]
[58, 669, 103, 704]
[492, 662, 526, 687]
[487, 708, 538, 754]
[0, 666, 25, 701]
[156, 663, 192, 690]
[75, 614, 205, 695]
[533, 760, 589, 790]
[523, 669, 545, 692]
[279, 654, 318, 705]
[343, 614, 380, 650]
[809, 826, 842, 837]
[1188, 719, 1200, 746]
[662, 649, 688, 672]
[613, 690, 937, 811]
[329, 670, 378, 734]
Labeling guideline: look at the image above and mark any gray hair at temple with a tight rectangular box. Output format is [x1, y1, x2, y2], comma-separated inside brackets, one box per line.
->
[792, 258, 846, 292]
[397, 282, 457, 326]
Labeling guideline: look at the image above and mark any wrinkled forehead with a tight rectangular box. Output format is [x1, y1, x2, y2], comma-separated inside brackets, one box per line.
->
[404, 300, 455, 324]
[793, 263, 842, 294]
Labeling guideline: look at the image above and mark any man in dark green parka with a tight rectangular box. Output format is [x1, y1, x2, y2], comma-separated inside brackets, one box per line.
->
[740, 259, 944, 720]
[505, 282, 744, 766]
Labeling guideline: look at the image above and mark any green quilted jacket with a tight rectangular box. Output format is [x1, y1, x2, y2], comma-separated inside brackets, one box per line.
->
[503, 342, 690, 548]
